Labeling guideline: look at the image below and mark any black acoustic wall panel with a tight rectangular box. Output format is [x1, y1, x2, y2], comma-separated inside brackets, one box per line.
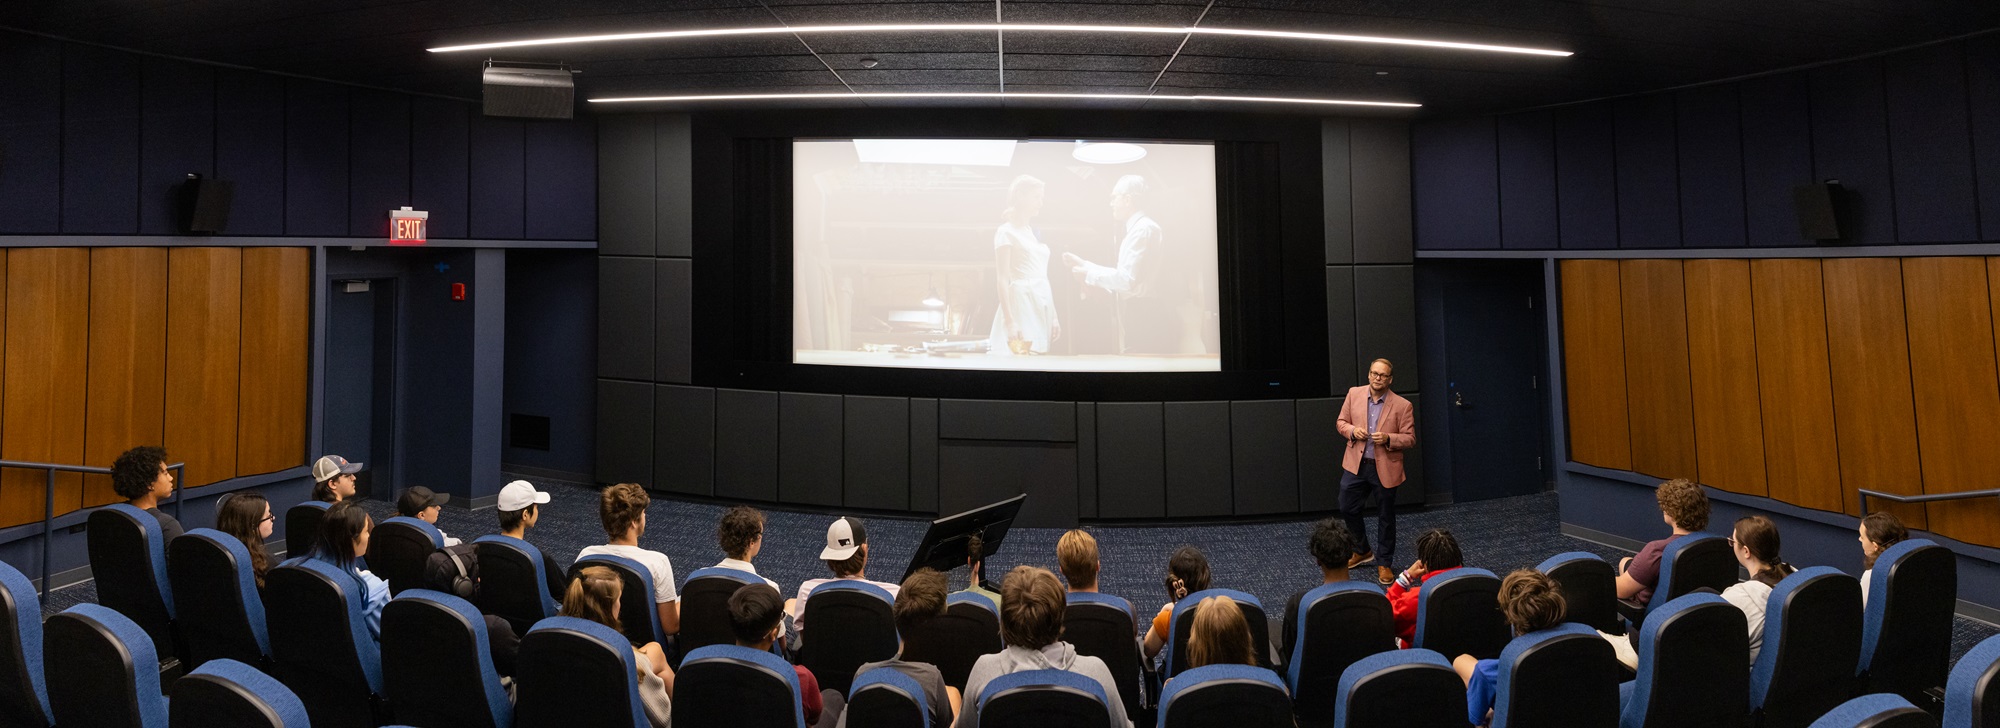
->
[715, 389, 779, 503]
[470, 115, 526, 239]
[596, 379, 654, 485]
[1740, 73, 1815, 247]
[1885, 44, 1979, 244]
[1231, 400, 1298, 515]
[1076, 405, 1099, 519]
[655, 384, 714, 496]
[1973, 36, 2000, 242]
[939, 441, 1078, 528]
[779, 392, 843, 507]
[1412, 117, 1499, 250]
[1674, 85, 1747, 247]
[1350, 120, 1414, 264]
[412, 97, 470, 239]
[655, 258, 693, 384]
[526, 119, 597, 241]
[1613, 94, 1681, 249]
[938, 400, 1076, 442]
[214, 69, 286, 236]
[656, 114, 695, 258]
[348, 90, 411, 238]
[140, 57, 215, 235]
[284, 80, 349, 236]
[1323, 119, 1354, 264]
[1809, 60, 1895, 245]
[1096, 403, 1166, 519]
[0, 34, 62, 233]
[1555, 104, 1618, 249]
[1296, 398, 1342, 512]
[598, 115, 656, 257]
[1164, 402, 1232, 517]
[1354, 265, 1420, 392]
[597, 256, 656, 381]
[62, 43, 141, 234]
[843, 396, 911, 511]
[910, 398, 939, 513]
[1496, 111, 1558, 249]
[1325, 266, 1358, 391]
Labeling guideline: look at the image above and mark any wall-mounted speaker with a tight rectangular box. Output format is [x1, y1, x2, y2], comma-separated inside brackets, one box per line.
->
[178, 174, 234, 234]
[483, 62, 574, 120]
[1792, 181, 1844, 242]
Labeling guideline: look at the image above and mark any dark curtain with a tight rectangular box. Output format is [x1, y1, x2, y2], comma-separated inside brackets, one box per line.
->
[1214, 140, 1286, 372]
[730, 138, 793, 363]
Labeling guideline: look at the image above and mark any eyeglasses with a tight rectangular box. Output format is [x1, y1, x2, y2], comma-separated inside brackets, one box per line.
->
[1367, 371, 1392, 379]
[262, 515, 277, 524]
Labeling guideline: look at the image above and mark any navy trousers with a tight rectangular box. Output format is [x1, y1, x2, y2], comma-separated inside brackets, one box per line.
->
[1339, 458, 1396, 563]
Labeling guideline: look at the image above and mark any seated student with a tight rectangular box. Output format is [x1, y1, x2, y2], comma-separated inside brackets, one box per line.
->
[1720, 515, 1794, 664]
[496, 480, 567, 605]
[1281, 518, 1358, 664]
[111, 445, 184, 542]
[397, 486, 461, 546]
[958, 566, 1132, 728]
[1185, 596, 1256, 669]
[563, 566, 673, 728]
[1455, 569, 1567, 727]
[714, 505, 779, 589]
[1387, 528, 1466, 646]
[1057, 529, 1101, 594]
[576, 483, 681, 637]
[214, 492, 274, 590]
[310, 454, 362, 503]
[1857, 511, 1908, 607]
[955, 533, 1003, 610]
[310, 500, 391, 640]
[1142, 546, 1212, 660]
[730, 584, 824, 726]
[790, 517, 901, 637]
[840, 568, 961, 728]
[1615, 478, 1709, 607]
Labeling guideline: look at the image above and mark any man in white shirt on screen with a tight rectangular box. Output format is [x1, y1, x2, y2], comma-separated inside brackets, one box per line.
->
[1063, 174, 1193, 354]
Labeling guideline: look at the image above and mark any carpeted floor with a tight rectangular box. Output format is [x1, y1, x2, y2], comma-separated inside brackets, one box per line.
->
[41, 474, 1999, 668]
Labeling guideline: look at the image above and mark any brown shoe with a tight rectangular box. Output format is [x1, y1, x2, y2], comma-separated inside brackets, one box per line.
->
[1377, 566, 1396, 585]
[1346, 551, 1376, 570]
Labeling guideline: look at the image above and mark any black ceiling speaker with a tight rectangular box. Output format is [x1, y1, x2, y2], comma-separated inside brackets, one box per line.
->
[1792, 181, 1845, 242]
[179, 174, 234, 234]
[483, 61, 575, 120]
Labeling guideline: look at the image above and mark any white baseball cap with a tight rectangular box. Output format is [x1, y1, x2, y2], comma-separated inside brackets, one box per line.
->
[819, 516, 868, 560]
[497, 480, 550, 512]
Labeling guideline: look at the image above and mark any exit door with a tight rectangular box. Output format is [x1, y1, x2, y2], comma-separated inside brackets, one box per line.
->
[1434, 261, 1548, 502]
[323, 279, 398, 501]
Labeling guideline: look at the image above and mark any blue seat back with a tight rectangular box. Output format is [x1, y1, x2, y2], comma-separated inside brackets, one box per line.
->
[284, 501, 329, 559]
[515, 616, 651, 728]
[1158, 663, 1292, 728]
[169, 658, 311, 728]
[44, 603, 168, 728]
[265, 556, 385, 727]
[1618, 592, 1749, 728]
[371, 517, 445, 596]
[1538, 552, 1622, 634]
[1413, 568, 1509, 660]
[1807, 693, 1932, 728]
[382, 590, 514, 728]
[571, 554, 665, 646]
[979, 667, 1112, 728]
[1751, 567, 1863, 728]
[1062, 591, 1145, 718]
[474, 535, 559, 635]
[1943, 633, 2000, 728]
[848, 666, 932, 728]
[167, 528, 270, 669]
[904, 591, 1003, 691]
[0, 559, 50, 727]
[86, 504, 177, 661]
[798, 579, 899, 694]
[1491, 623, 1619, 727]
[678, 567, 767, 654]
[1332, 649, 1466, 728]
[1287, 580, 1394, 723]
[1858, 539, 1955, 706]
[1647, 535, 1736, 619]
[1165, 588, 1269, 678]
[673, 643, 807, 728]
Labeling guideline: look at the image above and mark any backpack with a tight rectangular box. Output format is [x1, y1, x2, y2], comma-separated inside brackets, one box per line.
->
[424, 542, 479, 599]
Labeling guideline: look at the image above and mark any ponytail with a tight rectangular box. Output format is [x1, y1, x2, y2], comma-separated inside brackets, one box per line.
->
[1734, 515, 1792, 588]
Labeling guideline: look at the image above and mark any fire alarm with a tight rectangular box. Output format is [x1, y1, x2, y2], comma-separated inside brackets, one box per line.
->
[451, 283, 466, 301]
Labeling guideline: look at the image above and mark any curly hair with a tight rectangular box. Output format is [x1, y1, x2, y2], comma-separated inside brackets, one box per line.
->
[598, 483, 649, 539]
[1656, 478, 1711, 532]
[1415, 529, 1464, 571]
[1187, 596, 1254, 668]
[110, 446, 169, 501]
[718, 506, 764, 559]
[999, 566, 1067, 649]
[1497, 569, 1566, 635]
[1308, 518, 1355, 571]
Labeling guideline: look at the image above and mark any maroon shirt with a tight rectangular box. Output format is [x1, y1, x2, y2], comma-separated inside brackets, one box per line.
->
[1627, 534, 1684, 606]
[795, 665, 823, 725]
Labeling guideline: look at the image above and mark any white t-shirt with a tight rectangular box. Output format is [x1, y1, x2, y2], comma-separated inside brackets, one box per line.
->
[716, 557, 781, 590]
[1720, 579, 1773, 663]
[792, 576, 901, 633]
[576, 544, 679, 604]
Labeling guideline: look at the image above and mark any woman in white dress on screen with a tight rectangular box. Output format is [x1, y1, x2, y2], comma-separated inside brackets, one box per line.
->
[990, 174, 1060, 355]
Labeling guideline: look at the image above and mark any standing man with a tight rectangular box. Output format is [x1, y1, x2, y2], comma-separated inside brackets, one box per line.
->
[1338, 358, 1416, 585]
[1062, 175, 1191, 354]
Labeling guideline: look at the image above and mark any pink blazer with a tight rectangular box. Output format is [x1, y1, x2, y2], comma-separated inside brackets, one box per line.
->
[1336, 386, 1416, 487]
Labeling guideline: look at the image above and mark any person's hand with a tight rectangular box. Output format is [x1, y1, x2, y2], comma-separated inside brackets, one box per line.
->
[1051, 320, 1062, 341]
[1351, 429, 1367, 442]
[1370, 431, 1390, 446]
[1062, 252, 1085, 268]
[1405, 559, 1428, 581]
[1617, 556, 1632, 574]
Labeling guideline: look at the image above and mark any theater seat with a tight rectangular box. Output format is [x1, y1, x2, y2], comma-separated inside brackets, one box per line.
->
[166, 528, 270, 670]
[1165, 588, 1272, 678]
[1061, 591, 1146, 719]
[475, 535, 560, 635]
[673, 643, 807, 728]
[1331, 649, 1467, 728]
[44, 604, 169, 728]
[797, 580, 899, 694]
[678, 567, 767, 655]
[1807, 693, 1933, 728]
[569, 554, 664, 647]
[86, 503, 178, 666]
[978, 667, 1113, 728]
[265, 557, 385, 728]
[1286, 581, 1395, 727]
[381, 589, 513, 728]
[169, 658, 310, 728]
[847, 666, 932, 728]
[1621, 535, 1735, 630]
[1858, 539, 1956, 709]
[0, 559, 51, 728]
[514, 616, 653, 728]
[1158, 664, 1292, 728]
[1538, 552, 1622, 634]
[1617, 592, 1750, 728]
[1489, 622, 1619, 728]
[371, 517, 446, 595]
[284, 501, 329, 559]
[903, 591, 1003, 690]
[1413, 568, 1509, 661]
[1751, 567, 1863, 728]
[1942, 633, 2000, 728]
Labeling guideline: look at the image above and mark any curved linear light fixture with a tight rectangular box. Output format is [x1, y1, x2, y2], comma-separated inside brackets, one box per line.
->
[587, 92, 1421, 108]
[427, 23, 1571, 57]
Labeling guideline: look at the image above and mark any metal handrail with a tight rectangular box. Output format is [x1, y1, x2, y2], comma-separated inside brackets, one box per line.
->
[0, 459, 186, 606]
[1856, 487, 2000, 515]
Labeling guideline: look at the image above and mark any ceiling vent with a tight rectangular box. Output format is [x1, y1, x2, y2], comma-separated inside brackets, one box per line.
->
[482, 61, 575, 119]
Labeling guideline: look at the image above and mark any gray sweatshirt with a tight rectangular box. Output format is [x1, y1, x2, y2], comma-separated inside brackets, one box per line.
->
[954, 642, 1132, 728]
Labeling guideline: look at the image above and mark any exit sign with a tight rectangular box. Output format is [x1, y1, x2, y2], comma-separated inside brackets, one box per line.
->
[389, 207, 429, 245]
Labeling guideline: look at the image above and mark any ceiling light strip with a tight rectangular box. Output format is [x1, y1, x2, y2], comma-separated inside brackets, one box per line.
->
[427, 23, 1570, 57]
[586, 92, 1421, 108]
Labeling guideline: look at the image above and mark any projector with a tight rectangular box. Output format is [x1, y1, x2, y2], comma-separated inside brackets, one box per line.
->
[482, 62, 575, 120]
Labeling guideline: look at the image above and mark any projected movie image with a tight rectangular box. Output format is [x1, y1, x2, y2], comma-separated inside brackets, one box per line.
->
[793, 139, 1221, 372]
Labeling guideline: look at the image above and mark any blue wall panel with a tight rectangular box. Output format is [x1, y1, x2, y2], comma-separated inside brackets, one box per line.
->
[1497, 111, 1559, 249]
[412, 98, 470, 239]
[1972, 36, 2000, 242]
[1411, 118, 1499, 250]
[1613, 94, 1680, 248]
[1885, 44, 1980, 244]
[1674, 85, 1746, 247]
[139, 58, 215, 235]
[1555, 105, 1619, 249]
[1739, 73, 1815, 247]
[214, 69, 286, 236]
[0, 34, 63, 233]
[61, 44, 141, 234]
[1809, 60, 1896, 245]
[470, 116, 526, 239]
[526, 120, 598, 240]
[347, 90, 411, 238]
[284, 80, 350, 236]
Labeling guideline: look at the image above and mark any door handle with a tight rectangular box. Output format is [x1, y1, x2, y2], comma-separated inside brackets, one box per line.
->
[1453, 391, 1466, 408]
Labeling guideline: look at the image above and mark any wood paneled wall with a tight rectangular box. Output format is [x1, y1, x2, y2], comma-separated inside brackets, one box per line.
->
[1562, 257, 2000, 547]
[0, 247, 310, 529]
